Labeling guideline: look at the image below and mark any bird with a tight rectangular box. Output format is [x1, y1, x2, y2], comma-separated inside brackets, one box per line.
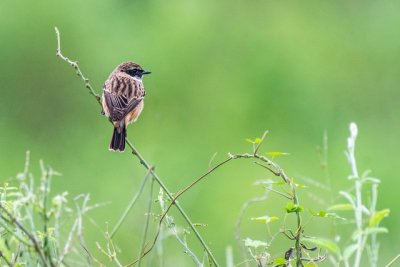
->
[102, 61, 151, 152]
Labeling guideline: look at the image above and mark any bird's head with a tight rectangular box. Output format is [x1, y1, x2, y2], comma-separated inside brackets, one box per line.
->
[117, 61, 151, 79]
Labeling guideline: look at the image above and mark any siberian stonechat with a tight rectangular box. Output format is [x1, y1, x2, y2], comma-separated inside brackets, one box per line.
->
[102, 61, 150, 151]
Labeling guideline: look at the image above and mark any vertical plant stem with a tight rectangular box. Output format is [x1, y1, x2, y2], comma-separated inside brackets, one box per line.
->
[369, 183, 379, 267]
[137, 177, 155, 267]
[292, 184, 302, 267]
[110, 169, 153, 239]
[353, 179, 363, 267]
[347, 123, 364, 267]
[41, 164, 55, 267]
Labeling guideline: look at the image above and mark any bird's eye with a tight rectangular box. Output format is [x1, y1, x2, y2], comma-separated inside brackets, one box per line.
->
[126, 69, 139, 77]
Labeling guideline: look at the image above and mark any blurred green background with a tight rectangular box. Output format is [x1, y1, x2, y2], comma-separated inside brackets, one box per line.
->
[1, 0, 399, 266]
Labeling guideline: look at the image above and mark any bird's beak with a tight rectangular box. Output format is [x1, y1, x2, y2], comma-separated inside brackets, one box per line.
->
[142, 70, 151, 75]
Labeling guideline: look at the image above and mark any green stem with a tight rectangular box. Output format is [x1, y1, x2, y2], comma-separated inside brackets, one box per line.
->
[110, 169, 152, 239]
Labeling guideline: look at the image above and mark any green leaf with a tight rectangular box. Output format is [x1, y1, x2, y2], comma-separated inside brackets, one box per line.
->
[304, 263, 318, 267]
[285, 203, 304, 213]
[193, 223, 208, 227]
[251, 216, 279, 224]
[243, 238, 268, 248]
[0, 239, 11, 263]
[365, 227, 388, 235]
[312, 210, 346, 220]
[266, 152, 290, 157]
[294, 182, 308, 189]
[302, 237, 341, 257]
[245, 138, 262, 144]
[369, 209, 390, 227]
[254, 138, 262, 144]
[327, 204, 354, 211]
[256, 180, 286, 186]
[272, 257, 286, 265]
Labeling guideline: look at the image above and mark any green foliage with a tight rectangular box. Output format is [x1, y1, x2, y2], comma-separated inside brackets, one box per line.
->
[0, 152, 93, 266]
[302, 237, 341, 258]
[265, 152, 290, 157]
[250, 215, 279, 224]
[1, 1, 399, 265]
[244, 238, 268, 249]
[369, 209, 390, 227]
[285, 202, 304, 213]
[327, 204, 354, 211]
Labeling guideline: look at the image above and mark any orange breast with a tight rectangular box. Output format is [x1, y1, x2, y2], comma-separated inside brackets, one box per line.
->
[124, 101, 144, 126]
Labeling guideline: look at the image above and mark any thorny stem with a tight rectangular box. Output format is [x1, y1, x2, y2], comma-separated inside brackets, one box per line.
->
[54, 27, 219, 266]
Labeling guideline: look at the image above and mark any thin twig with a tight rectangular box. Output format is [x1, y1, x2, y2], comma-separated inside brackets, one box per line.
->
[40, 163, 56, 267]
[110, 168, 153, 239]
[0, 250, 12, 267]
[54, 27, 101, 104]
[386, 254, 400, 267]
[137, 177, 155, 267]
[254, 130, 268, 155]
[235, 195, 269, 267]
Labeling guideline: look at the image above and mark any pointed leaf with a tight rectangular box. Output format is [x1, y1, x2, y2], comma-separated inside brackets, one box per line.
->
[243, 238, 268, 248]
[251, 216, 279, 224]
[0, 239, 11, 263]
[327, 204, 354, 211]
[285, 203, 304, 213]
[365, 227, 388, 235]
[369, 209, 390, 227]
[255, 179, 286, 186]
[266, 152, 290, 157]
[302, 237, 341, 257]
[272, 257, 286, 265]
[312, 210, 346, 220]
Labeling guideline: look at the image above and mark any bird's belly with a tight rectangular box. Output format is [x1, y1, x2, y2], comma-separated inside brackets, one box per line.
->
[125, 101, 144, 125]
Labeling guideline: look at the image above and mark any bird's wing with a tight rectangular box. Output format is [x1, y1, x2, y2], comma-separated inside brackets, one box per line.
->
[103, 91, 143, 122]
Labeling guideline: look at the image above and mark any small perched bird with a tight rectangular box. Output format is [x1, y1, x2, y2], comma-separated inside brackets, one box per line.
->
[102, 61, 151, 151]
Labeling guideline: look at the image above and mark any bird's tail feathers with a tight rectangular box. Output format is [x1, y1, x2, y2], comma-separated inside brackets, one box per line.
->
[109, 126, 126, 152]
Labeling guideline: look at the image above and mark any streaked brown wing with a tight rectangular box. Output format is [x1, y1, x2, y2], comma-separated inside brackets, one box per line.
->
[103, 91, 143, 122]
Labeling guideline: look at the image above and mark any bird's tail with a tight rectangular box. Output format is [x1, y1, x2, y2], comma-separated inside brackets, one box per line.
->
[109, 126, 126, 152]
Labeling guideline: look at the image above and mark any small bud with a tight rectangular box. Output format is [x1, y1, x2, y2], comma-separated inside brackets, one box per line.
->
[349, 122, 358, 139]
